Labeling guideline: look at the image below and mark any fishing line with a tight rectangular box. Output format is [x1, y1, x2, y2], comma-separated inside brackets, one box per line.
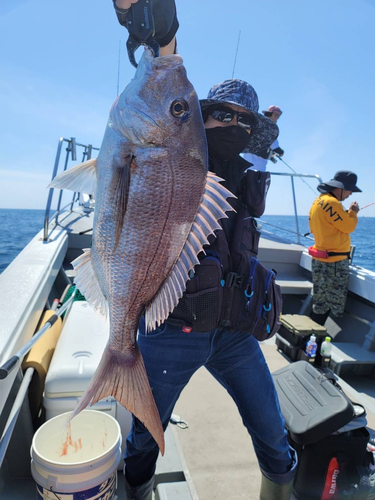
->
[257, 218, 314, 241]
[117, 40, 121, 96]
[231, 30, 241, 78]
[273, 154, 318, 196]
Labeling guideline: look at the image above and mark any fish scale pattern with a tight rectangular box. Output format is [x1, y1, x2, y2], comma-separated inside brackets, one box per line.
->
[145, 172, 234, 332]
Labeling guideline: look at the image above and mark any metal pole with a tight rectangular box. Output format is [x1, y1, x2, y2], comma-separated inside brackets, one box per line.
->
[291, 176, 301, 244]
[56, 144, 72, 223]
[0, 367, 34, 469]
[43, 137, 64, 241]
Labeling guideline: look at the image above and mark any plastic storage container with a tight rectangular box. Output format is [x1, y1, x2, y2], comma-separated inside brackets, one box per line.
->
[276, 315, 327, 362]
[279, 314, 327, 346]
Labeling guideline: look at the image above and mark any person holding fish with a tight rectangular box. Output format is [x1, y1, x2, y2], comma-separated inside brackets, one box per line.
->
[109, 2, 298, 500]
[50, 2, 295, 499]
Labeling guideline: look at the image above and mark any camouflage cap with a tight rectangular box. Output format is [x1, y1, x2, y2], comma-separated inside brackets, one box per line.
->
[200, 79, 279, 155]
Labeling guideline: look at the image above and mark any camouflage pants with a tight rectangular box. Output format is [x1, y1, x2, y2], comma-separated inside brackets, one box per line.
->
[312, 259, 349, 316]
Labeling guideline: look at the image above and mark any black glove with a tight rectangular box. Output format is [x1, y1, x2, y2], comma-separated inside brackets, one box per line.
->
[272, 147, 284, 157]
[113, 0, 179, 48]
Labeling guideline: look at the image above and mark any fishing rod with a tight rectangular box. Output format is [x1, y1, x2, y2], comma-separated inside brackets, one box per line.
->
[0, 288, 77, 380]
[360, 201, 375, 211]
[273, 154, 318, 196]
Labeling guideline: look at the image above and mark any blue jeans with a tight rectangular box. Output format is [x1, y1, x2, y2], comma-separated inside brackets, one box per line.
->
[125, 319, 297, 486]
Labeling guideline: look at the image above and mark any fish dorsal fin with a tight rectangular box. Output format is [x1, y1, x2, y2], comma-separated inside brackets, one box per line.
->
[145, 172, 235, 332]
[48, 158, 97, 194]
[72, 248, 108, 317]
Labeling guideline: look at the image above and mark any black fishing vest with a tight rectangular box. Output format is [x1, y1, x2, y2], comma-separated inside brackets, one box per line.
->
[168, 153, 282, 339]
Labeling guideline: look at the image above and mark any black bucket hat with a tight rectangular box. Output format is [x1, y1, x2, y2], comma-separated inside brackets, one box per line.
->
[317, 171, 362, 194]
[200, 79, 279, 155]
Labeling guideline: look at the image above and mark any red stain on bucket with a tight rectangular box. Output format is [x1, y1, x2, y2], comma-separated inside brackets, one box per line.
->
[60, 423, 83, 456]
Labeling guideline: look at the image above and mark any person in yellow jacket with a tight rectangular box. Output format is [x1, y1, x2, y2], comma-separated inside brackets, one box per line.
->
[309, 171, 361, 325]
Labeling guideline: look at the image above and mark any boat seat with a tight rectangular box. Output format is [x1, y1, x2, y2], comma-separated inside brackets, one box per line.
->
[276, 275, 313, 295]
[330, 343, 375, 376]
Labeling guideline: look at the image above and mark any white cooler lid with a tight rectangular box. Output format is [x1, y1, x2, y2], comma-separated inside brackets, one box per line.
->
[45, 301, 109, 398]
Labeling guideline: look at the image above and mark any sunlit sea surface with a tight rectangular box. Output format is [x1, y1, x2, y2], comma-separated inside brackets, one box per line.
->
[0, 209, 374, 273]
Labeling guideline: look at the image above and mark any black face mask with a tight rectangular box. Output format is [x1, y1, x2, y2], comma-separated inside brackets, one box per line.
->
[205, 126, 250, 160]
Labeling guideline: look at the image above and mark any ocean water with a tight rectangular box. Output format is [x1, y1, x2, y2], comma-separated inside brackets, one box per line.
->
[261, 214, 375, 272]
[0, 209, 374, 274]
[0, 209, 45, 273]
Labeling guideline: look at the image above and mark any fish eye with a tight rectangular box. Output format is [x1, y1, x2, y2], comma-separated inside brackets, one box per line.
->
[170, 99, 189, 118]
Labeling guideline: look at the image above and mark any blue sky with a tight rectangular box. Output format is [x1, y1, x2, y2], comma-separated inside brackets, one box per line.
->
[0, 0, 374, 216]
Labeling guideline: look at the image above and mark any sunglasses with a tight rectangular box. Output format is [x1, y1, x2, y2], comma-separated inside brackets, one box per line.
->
[209, 105, 256, 130]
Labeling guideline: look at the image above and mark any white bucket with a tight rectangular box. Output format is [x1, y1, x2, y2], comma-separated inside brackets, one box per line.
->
[31, 410, 122, 500]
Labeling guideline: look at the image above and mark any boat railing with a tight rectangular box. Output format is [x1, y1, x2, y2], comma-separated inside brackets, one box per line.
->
[265, 171, 323, 244]
[44, 140, 323, 245]
[43, 137, 99, 241]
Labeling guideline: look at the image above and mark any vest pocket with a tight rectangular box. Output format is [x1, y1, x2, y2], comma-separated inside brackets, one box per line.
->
[237, 257, 282, 340]
[170, 256, 223, 332]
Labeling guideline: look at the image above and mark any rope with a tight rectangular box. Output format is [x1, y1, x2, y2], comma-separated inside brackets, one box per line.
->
[61, 285, 86, 318]
[63, 285, 86, 303]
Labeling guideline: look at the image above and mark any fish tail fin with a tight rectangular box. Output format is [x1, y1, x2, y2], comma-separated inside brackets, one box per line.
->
[70, 345, 165, 455]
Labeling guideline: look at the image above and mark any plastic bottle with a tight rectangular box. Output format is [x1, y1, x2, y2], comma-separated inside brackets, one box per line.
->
[305, 334, 318, 358]
[320, 337, 332, 357]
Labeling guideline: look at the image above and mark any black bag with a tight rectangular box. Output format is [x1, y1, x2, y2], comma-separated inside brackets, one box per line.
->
[291, 427, 370, 500]
[273, 362, 371, 499]
[223, 256, 282, 341]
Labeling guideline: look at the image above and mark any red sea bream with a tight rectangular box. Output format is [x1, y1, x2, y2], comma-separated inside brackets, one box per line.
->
[50, 49, 234, 454]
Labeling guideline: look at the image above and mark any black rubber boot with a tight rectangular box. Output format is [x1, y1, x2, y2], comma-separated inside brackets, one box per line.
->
[124, 475, 154, 500]
[310, 309, 330, 326]
[259, 474, 293, 500]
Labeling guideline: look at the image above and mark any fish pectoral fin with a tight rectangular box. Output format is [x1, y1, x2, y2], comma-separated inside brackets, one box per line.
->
[48, 158, 97, 194]
[145, 171, 235, 332]
[110, 155, 132, 251]
[69, 344, 165, 455]
[71, 248, 108, 317]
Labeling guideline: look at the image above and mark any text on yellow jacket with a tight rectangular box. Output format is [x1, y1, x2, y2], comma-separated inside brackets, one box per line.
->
[309, 193, 358, 262]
